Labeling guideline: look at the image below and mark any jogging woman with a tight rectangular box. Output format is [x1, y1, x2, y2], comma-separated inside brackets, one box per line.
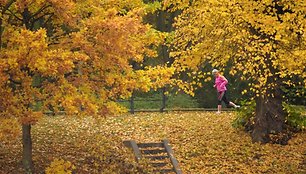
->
[212, 69, 240, 113]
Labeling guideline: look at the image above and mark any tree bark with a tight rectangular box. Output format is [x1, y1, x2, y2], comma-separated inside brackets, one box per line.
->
[22, 124, 34, 174]
[251, 87, 285, 143]
[0, 18, 3, 50]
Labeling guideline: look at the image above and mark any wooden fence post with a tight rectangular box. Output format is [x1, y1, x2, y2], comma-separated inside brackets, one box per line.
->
[130, 92, 135, 114]
[160, 87, 166, 112]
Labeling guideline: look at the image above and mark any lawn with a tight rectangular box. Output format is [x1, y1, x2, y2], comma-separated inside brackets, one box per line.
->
[0, 112, 305, 173]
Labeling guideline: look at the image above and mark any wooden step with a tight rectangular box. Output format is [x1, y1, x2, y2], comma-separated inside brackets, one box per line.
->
[141, 149, 167, 155]
[138, 143, 164, 148]
[123, 139, 182, 174]
[144, 155, 169, 160]
[153, 168, 175, 173]
[150, 162, 169, 168]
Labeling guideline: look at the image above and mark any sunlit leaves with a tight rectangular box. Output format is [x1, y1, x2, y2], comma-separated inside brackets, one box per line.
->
[170, 0, 306, 96]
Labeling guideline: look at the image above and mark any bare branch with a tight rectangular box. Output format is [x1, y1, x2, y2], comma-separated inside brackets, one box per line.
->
[1, 0, 16, 15]
[31, 4, 52, 19]
[5, 8, 23, 21]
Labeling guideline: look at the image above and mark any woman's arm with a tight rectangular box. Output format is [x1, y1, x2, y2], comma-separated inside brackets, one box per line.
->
[220, 75, 228, 87]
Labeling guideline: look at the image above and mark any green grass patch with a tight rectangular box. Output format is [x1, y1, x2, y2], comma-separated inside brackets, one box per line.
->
[118, 92, 199, 110]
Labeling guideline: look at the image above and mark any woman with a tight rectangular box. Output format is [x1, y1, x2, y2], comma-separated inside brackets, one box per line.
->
[212, 69, 240, 113]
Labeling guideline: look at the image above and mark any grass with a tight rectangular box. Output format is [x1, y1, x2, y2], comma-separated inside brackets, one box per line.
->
[118, 93, 199, 110]
[0, 112, 305, 173]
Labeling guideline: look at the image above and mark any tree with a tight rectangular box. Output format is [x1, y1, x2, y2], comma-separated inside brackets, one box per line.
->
[0, 0, 173, 172]
[0, 1, 78, 172]
[167, 0, 306, 143]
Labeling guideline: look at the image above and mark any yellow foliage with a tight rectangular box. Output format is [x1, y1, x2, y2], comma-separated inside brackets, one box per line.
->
[170, 0, 306, 96]
[0, 0, 174, 127]
[0, 1, 174, 172]
[45, 159, 75, 174]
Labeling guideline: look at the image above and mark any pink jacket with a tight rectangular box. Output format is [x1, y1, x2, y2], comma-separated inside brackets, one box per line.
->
[215, 75, 228, 92]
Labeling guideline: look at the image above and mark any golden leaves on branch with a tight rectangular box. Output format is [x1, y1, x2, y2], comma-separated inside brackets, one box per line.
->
[170, 0, 306, 96]
[0, 118, 20, 141]
[0, 0, 175, 128]
[62, 1, 175, 112]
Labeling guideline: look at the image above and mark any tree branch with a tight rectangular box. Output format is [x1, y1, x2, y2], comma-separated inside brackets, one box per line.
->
[30, 12, 54, 29]
[1, 0, 16, 15]
[30, 4, 52, 20]
[32, 12, 54, 24]
[43, 13, 54, 26]
[0, 0, 16, 49]
[5, 8, 23, 21]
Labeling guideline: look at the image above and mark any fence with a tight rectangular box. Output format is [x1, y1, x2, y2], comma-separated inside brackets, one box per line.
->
[118, 91, 233, 114]
[117, 91, 167, 114]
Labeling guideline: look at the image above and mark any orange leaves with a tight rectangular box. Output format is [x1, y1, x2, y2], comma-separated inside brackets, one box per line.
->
[0, 118, 20, 141]
[75, 14, 149, 63]
[3, 29, 47, 69]
[2, 29, 54, 75]
[0, 0, 175, 128]
[61, 1, 173, 113]
[20, 111, 43, 125]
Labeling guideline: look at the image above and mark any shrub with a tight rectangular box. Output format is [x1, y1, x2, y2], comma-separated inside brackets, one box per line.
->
[283, 103, 306, 131]
[232, 101, 306, 132]
[232, 100, 255, 131]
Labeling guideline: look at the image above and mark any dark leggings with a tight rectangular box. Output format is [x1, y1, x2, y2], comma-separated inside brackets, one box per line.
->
[218, 91, 230, 106]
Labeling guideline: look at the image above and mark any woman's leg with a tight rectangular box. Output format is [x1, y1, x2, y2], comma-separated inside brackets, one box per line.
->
[229, 102, 240, 108]
[217, 105, 222, 113]
[217, 92, 224, 113]
[222, 91, 240, 108]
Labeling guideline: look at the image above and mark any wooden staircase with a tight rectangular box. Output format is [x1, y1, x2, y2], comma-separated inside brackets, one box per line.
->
[123, 139, 182, 174]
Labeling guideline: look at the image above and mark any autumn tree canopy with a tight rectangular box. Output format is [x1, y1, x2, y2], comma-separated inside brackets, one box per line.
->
[0, 0, 173, 172]
[168, 0, 306, 142]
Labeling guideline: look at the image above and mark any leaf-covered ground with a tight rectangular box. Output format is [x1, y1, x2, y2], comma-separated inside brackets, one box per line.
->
[1, 112, 305, 173]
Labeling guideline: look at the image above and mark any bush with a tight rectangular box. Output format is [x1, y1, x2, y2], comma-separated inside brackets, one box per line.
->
[232, 100, 255, 130]
[232, 101, 306, 132]
[283, 103, 306, 131]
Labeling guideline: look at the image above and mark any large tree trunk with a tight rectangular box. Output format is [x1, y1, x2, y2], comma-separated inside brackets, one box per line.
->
[22, 124, 34, 173]
[251, 88, 285, 143]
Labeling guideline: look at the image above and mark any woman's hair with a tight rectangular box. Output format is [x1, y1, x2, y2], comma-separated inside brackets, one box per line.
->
[212, 69, 219, 74]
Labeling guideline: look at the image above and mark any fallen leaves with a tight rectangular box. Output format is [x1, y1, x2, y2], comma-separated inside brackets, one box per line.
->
[0, 112, 305, 173]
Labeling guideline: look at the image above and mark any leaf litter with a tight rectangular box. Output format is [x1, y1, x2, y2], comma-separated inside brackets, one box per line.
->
[0, 112, 305, 173]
